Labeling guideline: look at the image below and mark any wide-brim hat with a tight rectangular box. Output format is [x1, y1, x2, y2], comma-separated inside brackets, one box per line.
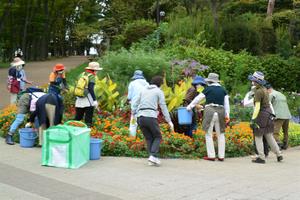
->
[11, 57, 25, 67]
[205, 73, 220, 83]
[85, 62, 103, 71]
[131, 70, 144, 80]
[248, 71, 266, 85]
[192, 75, 206, 85]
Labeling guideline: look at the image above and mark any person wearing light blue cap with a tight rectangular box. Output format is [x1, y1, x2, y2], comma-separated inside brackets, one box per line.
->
[127, 70, 149, 136]
[182, 75, 207, 137]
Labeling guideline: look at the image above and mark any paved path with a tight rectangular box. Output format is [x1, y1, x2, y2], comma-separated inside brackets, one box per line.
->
[0, 56, 87, 109]
[0, 138, 300, 200]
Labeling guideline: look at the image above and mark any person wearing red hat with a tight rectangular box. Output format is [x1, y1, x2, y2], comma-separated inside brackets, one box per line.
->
[48, 63, 68, 95]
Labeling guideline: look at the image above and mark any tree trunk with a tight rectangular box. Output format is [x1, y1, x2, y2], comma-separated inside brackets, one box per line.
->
[210, 0, 218, 33]
[22, 2, 32, 60]
[0, 0, 14, 34]
[267, 0, 276, 17]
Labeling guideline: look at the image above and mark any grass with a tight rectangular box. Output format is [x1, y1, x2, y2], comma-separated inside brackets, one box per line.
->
[0, 62, 9, 68]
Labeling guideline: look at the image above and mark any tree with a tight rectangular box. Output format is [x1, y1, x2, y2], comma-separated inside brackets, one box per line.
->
[267, 0, 276, 17]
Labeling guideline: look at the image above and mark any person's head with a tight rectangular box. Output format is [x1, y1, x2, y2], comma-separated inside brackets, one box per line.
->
[53, 63, 65, 74]
[205, 73, 220, 85]
[11, 57, 25, 71]
[192, 75, 207, 91]
[150, 76, 164, 87]
[248, 71, 266, 86]
[131, 70, 145, 80]
[85, 62, 103, 74]
[264, 81, 273, 93]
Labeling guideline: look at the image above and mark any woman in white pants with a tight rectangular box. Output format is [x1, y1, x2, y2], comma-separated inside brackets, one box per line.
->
[187, 73, 230, 161]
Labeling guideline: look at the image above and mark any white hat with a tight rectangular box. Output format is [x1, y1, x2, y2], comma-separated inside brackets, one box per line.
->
[205, 73, 220, 83]
[11, 57, 25, 67]
[85, 62, 103, 71]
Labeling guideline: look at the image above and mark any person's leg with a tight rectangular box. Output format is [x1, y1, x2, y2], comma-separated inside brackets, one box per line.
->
[273, 119, 284, 143]
[254, 135, 265, 161]
[264, 133, 282, 157]
[38, 124, 47, 146]
[282, 119, 289, 149]
[214, 114, 225, 160]
[84, 106, 94, 127]
[75, 107, 85, 121]
[147, 118, 162, 157]
[137, 117, 153, 155]
[45, 104, 56, 127]
[6, 114, 26, 144]
[205, 113, 217, 159]
[263, 136, 269, 157]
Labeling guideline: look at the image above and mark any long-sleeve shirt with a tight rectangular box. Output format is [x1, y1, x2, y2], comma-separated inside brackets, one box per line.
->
[132, 85, 171, 123]
[127, 79, 149, 110]
[187, 83, 230, 118]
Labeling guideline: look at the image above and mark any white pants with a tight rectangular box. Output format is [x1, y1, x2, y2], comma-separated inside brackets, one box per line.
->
[205, 112, 225, 159]
[129, 114, 137, 137]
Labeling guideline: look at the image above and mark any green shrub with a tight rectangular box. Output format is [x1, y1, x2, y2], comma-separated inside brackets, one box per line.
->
[276, 26, 293, 58]
[272, 10, 297, 28]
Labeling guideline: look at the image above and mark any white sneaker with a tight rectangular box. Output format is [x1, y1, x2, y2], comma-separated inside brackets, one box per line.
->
[148, 161, 155, 166]
[148, 155, 161, 165]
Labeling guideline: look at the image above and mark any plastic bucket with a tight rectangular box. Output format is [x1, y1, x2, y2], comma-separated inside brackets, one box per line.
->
[177, 107, 193, 125]
[90, 138, 102, 160]
[19, 128, 37, 148]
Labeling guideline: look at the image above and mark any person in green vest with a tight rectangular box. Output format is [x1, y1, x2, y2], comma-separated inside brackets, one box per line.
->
[265, 82, 292, 150]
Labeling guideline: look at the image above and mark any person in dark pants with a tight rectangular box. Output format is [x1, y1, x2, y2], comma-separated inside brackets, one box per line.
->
[132, 76, 174, 166]
[182, 75, 207, 137]
[75, 62, 102, 127]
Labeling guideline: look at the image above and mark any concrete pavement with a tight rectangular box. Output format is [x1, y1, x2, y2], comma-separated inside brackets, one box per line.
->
[0, 138, 300, 200]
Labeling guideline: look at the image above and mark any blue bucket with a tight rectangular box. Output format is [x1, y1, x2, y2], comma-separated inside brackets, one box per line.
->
[177, 107, 193, 125]
[19, 128, 37, 148]
[90, 138, 102, 160]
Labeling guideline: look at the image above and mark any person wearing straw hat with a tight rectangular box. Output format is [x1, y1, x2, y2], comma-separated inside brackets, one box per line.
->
[127, 70, 149, 137]
[182, 75, 207, 137]
[187, 73, 230, 161]
[248, 71, 283, 164]
[8, 57, 33, 103]
[75, 62, 102, 127]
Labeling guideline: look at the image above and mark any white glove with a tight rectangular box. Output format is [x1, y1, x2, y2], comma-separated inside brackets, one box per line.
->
[186, 105, 192, 111]
[25, 122, 32, 128]
[93, 101, 99, 107]
[168, 121, 174, 132]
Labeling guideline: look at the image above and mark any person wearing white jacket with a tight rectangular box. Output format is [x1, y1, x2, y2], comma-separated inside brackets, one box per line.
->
[187, 73, 230, 161]
[132, 76, 174, 166]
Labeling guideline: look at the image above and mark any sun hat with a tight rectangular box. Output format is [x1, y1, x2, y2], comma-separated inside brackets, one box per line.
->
[192, 75, 206, 85]
[11, 57, 25, 67]
[205, 73, 220, 83]
[248, 71, 266, 85]
[131, 70, 145, 80]
[53, 63, 65, 72]
[85, 62, 103, 71]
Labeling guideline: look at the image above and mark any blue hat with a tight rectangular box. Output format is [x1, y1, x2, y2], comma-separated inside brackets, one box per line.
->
[192, 75, 206, 85]
[131, 70, 145, 80]
[248, 71, 266, 85]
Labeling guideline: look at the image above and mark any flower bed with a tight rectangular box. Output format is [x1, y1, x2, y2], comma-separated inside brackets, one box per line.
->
[1, 105, 300, 158]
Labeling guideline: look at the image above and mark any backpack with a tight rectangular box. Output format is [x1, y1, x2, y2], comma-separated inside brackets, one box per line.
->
[7, 66, 21, 94]
[74, 72, 92, 97]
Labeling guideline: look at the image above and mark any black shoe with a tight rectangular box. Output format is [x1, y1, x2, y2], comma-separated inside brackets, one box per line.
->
[5, 134, 14, 145]
[252, 157, 266, 164]
[277, 155, 283, 162]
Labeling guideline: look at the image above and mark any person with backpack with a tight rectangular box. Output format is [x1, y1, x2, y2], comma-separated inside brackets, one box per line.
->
[127, 70, 149, 136]
[74, 62, 102, 127]
[7, 57, 33, 104]
[48, 63, 68, 95]
[5, 87, 45, 145]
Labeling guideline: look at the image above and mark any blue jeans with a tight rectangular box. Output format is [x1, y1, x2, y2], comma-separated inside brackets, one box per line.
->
[9, 114, 25, 134]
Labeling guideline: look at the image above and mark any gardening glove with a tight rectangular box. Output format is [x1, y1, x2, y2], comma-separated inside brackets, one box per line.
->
[250, 120, 260, 130]
[93, 100, 99, 108]
[225, 116, 230, 124]
[186, 105, 192, 111]
[168, 121, 174, 132]
[25, 122, 32, 128]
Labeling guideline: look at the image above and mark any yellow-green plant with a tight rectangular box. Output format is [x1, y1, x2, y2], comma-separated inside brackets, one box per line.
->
[94, 77, 120, 112]
[161, 78, 192, 112]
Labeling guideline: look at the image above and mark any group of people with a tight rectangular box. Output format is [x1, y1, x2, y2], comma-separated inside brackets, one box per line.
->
[128, 70, 291, 166]
[5, 55, 291, 166]
[6, 56, 102, 146]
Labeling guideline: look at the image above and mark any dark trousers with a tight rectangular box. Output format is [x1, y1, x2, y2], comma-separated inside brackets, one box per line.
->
[75, 106, 94, 127]
[137, 116, 162, 157]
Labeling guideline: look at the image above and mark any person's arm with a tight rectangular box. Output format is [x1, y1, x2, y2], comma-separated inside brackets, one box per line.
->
[187, 93, 205, 110]
[29, 110, 37, 123]
[243, 92, 254, 107]
[127, 82, 133, 101]
[224, 95, 230, 118]
[158, 90, 171, 123]
[131, 92, 141, 115]
[87, 82, 96, 101]
[252, 102, 260, 120]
